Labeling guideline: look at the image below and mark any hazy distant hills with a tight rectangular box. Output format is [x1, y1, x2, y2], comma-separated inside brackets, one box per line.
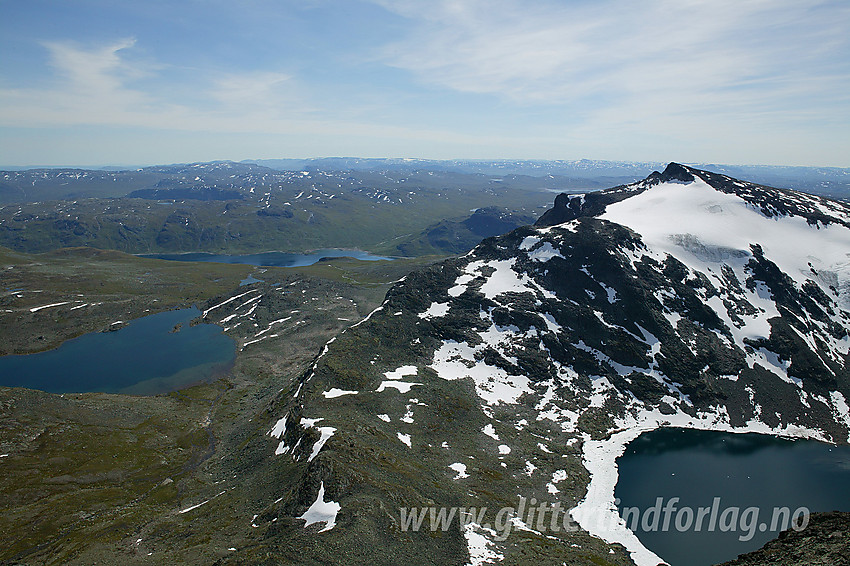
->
[244, 157, 663, 184]
[0, 163, 557, 255]
[396, 206, 539, 256]
[2, 159, 847, 207]
[0, 161, 594, 206]
[0, 159, 847, 258]
[244, 158, 850, 200]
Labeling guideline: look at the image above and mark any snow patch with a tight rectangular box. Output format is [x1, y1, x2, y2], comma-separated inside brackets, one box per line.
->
[29, 302, 70, 312]
[377, 381, 421, 394]
[463, 523, 503, 566]
[449, 462, 469, 479]
[830, 391, 850, 442]
[322, 388, 358, 398]
[298, 482, 340, 533]
[430, 340, 531, 406]
[419, 302, 451, 319]
[179, 490, 227, 514]
[384, 365, 418, 380]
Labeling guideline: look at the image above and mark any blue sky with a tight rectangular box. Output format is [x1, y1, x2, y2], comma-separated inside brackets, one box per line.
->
[0, 0, 848, 167]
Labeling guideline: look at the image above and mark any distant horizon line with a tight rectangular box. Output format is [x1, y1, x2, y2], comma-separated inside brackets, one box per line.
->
[2, 157, 849, 172]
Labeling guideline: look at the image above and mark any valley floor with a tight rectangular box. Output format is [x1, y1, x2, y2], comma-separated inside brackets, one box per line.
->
[0, 248, 437, 564]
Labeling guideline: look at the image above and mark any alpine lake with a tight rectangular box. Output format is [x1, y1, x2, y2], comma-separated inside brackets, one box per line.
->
[0, 307, 234, 395]
[0, 250, 393, 395]
[615, 427, 850, 566]
[140, 248, 394, 267]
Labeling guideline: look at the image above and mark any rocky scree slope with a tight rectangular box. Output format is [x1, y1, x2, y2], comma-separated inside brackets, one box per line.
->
[247, 163, 850, 566]
[717, 511, 850, 566]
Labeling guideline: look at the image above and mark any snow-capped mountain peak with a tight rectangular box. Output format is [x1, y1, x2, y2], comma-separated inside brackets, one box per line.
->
[260, 164, 850, 566]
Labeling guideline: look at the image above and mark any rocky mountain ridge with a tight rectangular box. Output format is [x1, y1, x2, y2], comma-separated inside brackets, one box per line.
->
[222, 164, 850, 565]
[537, 162, 850, 229]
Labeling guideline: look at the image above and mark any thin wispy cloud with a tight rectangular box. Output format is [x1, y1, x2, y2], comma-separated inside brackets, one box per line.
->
[0, 33, 505, 165]
[0, 0, 847, 165]
[374, 0, 850, 117]
[1, 39, 169, 127]
[0, 40, 304, 130]
[44, 38, 141, 90]
[211, 72, 294, 107]
[0, 35, 487, 141]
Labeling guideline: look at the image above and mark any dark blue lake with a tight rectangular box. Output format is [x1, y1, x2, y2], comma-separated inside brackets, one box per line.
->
[0, 308, 235, 395]
[615, 428, 850, 566]
[140, 249, 393, 267]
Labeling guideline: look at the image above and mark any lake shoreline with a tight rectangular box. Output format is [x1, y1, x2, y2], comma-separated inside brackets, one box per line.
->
[614, 427, 850, 566]
[138, 248, 397, 267]
[0, 307, 235, 396]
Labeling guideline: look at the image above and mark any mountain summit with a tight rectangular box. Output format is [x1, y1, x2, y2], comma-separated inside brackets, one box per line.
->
[537, 162, 850, 230]
[252, 164, 850, 565]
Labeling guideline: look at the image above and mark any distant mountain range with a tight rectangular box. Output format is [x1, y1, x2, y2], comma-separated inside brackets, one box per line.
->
[0, 163, 556, 255]
[243, 158, 850, 200]
[2, 159, 848, 206]
[1, 159, 847, 260]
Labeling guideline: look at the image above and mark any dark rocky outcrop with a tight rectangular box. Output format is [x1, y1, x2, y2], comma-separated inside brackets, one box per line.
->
[717, 511, 850, 566]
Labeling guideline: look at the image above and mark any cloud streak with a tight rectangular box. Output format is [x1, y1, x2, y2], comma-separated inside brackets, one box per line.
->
[0, 37, 512, 164]
[373, 0, 850, 123]
[0, 1, 847, 165]
[0, 40, 310, 131]
[1, 39, 172, 128]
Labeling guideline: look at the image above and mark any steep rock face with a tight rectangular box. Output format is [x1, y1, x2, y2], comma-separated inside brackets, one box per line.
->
[253, 165, 850, 566]
[718, 511, 850, 566]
